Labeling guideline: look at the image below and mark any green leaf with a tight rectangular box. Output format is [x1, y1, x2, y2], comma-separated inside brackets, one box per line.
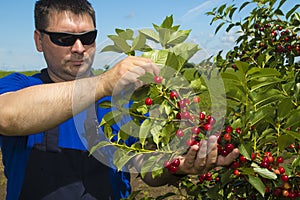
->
[172, 42, 200, 61]
[250, 77, 283, 92]
[115, 28, 134, 40]
[278, 0, 287, 10]
[131, 34, 146, 51]
[286, 4, 300, 20]
[215, 22, 225, 34]
[225, 23, 235, 32]
[277, 99, 294, 120]
[248, 175, 266, 197]
[89, 140, 112, 155]
[107, 35, 131, 53]
[100, 45, 123, 53]
[251, 106, 273, 127]
[139, 29, 160, 43]
[239, 1, 250, 12]
[99, 110, 123, 126]
[239, 142, 252, 160]
[278, 134, 295, 151]
[229, 7, 237, 19]
[253, 168, 277, 180]
[114, 148, 136, 171]
[217, 4, 226, 14]
[98, 100, 112, 108]
[167, 30, 191, 45]
[125, 190, 142, 200]
[158, 28, 171, 47]
[139, 119, 152, 147]
[284, 130, 300, 141]
[246, 68, 281, 80]
[285, 109, 300, 129]
[161, 15, 173, 29]
[142, 50, 169, 66]
[156, 192, 176, 200]
[292, 155, 300, 168]
[253, 89, 287, 109]
[140, 154, 161, 178]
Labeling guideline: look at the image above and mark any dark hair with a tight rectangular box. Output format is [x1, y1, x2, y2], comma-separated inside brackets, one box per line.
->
[34, 0, 96, 30]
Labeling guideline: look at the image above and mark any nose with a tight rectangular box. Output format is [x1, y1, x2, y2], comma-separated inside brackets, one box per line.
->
[71, 39, 85, 53]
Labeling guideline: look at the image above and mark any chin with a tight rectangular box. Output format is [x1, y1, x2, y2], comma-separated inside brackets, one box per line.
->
[71, 66, 91, 79]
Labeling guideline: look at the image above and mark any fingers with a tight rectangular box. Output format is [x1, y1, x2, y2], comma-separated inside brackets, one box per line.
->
[177, 135, 239, 175]
[216, 148, 240, 166]
[183, 145, 199, 169]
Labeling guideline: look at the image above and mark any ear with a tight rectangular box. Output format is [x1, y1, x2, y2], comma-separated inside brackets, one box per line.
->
[34, 30, 43, 52]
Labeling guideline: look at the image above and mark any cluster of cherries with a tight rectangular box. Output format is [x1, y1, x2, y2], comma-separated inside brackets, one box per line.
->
[146, 76, 219, 174]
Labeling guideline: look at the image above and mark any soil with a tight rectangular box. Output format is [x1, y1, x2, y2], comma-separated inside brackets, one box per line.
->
[0, 152, 179, 200]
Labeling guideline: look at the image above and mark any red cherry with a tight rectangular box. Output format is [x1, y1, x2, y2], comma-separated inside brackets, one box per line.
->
[221, 149, 229, 157]
[145, 97, 153, 105]
[206, 116, 216, 125]
[171, 158, 180, 167]
[268, 156, 274, 163]
[274, 188, 282, 196]
[282, 189, 289, 197]
[225, 143, 234, 153]
[177, 100, 186, 109]
[225, 125, 233, 133]
[193, 96, 200, 103]
[276, 156, 284, 164]
[186, 139, 196, 147]
[164, 160, 171, 168]
[223, 133, 232, 141]
[203, 123, 212, 131]
[168, 165, 178, 173]
[235, 127, 242, 134]
[181, 111, 190, 119]
[264, 152, 272, 157]
[170, 91, 179, 100]
[278, 166, 285, 174]
[154, 76, 163, 84]
[191, 126, 201, 134]
[261, 161, 269, 168]
[281, 174, 289, 182]
[239, 155, 247, 163]
[183, 98, 191, 105]
[233, 169, 240, 176]
[176, 130, 184, 137]
[199, 112, 206, 120]
[231, 161, 239, 169]
[251, 152, 256, 160]
[176, 113, 181, 119]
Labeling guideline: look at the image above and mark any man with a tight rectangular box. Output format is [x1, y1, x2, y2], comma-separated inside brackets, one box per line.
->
[0, 0, 239, 199]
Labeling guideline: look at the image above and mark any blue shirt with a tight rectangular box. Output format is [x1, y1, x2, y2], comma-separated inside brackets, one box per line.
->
[0, 72, 136, 200]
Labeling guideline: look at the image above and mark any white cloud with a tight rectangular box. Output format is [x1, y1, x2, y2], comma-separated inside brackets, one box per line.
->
[124, 12, 135, 19]
[180, 0, 227, 22]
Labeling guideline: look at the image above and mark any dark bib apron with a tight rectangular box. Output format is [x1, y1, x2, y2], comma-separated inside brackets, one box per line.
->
[19, 69, 115, 200]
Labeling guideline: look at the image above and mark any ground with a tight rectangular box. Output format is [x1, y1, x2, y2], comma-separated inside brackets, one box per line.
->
[0, 153, 6, 200]
[0, 152, 179, 200]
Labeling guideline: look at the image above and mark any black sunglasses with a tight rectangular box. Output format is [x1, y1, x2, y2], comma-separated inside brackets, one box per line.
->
[39, 29, 97, 46]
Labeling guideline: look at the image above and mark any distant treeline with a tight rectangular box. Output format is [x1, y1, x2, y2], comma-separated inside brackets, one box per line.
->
[0, 69, 106, 78]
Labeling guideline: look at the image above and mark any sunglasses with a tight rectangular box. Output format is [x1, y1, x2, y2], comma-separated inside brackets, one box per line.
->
[39, 29, 97, 46]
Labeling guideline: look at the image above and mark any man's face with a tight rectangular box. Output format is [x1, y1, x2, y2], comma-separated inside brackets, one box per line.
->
[35, 11, 96, 82]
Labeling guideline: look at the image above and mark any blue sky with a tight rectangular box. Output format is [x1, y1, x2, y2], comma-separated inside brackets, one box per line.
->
[0, 0, 298, 71]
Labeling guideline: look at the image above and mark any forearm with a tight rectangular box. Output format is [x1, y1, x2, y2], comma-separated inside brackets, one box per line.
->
[132, 154, 184, 187]
[0, 75, 107, 136]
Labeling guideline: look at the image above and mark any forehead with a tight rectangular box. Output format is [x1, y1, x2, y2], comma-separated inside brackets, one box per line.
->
[47, 10, 94, 31]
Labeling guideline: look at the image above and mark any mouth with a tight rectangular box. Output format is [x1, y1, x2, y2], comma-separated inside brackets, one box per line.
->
[70, 60, 84, 66]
